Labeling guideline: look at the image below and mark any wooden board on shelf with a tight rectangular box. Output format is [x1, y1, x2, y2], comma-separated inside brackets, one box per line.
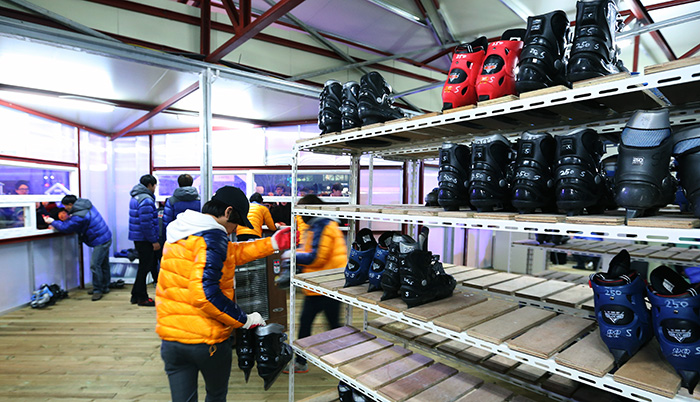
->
[454, 269, 498, 282]
[466, 306, 556, 344]
[542, 271, 569, 280]
[434, 299, 519, 332]
[513, 214, 565, 223]
[606, 243, 646, 254]
[670, 249, 700, 262]
[296, 267, 345, 281]
[581, 298, 595, 311]
[454, 382, 513, 402]
[378, 297, 409, 312]
[627, 215, 700, 228]
[519, 84, 568, 99]
[307, 272, 346, 285]
[589, 242, 626, 253]
[613, 339, 681, 399]
[396, 326, 431, 340]
[567, 240, 603, 251]
[565, 214, 625, 226]
[572, 71, 631, 88]
[382, 322, 411, 336]
[444, 265, 475, 275]
[629, 245, 668, 257]
[404, 371, 483, 402]
[320, 337, 393, 367]
[403, 292, 487, 322]
[481, 354, 520, 373]
[644, 55, 700, 75]
[509, 364, 549, 383]
[319, 279, 347, 291]
[338, 285, 370, 297]
[506, 315, 596, 359]
[463, 272, 520, 289]
[377, 363, 458, 402]
[647, 247, 685, 260]
[436, 339, 470, 355]
[415, 333, 449, 348]
[368, 316, 395, 329]
[515, 280, 576, 300]
[338, 345, 413, 378]
[356, 290, 384, 305]
[477, 94, 518, 107]
[306, 332, 376, 358]
[488, 276, 547, 295]
[473, 211, 516, 220]
[558, 273, 587, 283]
[545, 284, 594, 307]
[554, 332, 615, 377]
[294, 326, 359, 350]
[437, 210, 474, 219]
[541, 374, 581, 398]
[297, 388, 339, 402]
[456, 346, 493, 363]
[355, 354, 434, 390]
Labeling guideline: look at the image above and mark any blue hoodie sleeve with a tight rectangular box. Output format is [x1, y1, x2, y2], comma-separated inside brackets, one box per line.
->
[163, 198, 174, 229]
[296, 223, 323, 266]
[50, 216, 85, 235]
[138, 198, 158, 243]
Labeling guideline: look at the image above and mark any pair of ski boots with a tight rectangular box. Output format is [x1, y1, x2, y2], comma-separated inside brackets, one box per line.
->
[379, 228, 456, 308]
[591, 250, 700, 393]
[442, 29, 525, 110]
[516, 0, 624, 93]
[235, 323, 293, 390]
[318, 72, 403, 134]
[344, 228, 394, 293]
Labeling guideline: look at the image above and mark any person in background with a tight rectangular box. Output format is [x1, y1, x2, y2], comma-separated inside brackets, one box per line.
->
[36, 201, 57, 229]
[255, 185, 265, 195]
[0, 180, 30, 228]
[13, 180, 29, 195]
[50, 207, 69, 222]
[156, 186, 291, 402]
[330, 183, 343, 197]
[43, 195, 112, 301]
[284, 194, 347, 374]
[236, 193, 279, 241]
[162, 174, 201, 232]
[129, 174, 160, 307]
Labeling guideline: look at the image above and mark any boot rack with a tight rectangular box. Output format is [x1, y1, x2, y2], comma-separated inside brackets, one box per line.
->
[287, 56, 700, 402]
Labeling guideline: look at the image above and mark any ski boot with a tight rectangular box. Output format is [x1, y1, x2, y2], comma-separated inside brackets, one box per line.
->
[338, 381, 353, 402]
[425, 187, 439, 206]
[442, 36, 488, 110]
[357, 71, 405, 126]
[341, 81, 362, 131]
[516, 10, 570, 93]
[554, 128, 611, 215]
[614, 109, 676, 219]
[400, 249, 456, 308]
[476, 29, 526, 102]
[30, 284, 53, 309]
[235, 328, 256, 383]
[648, 265, 700, 393]
[438, 142, 471, 211]
[318, 80, 342, 134]
[673, 125, 700, 218]
[512, 131, 557, 213]
[589, 250, 652, 366]
[568, 0, 624, 83]
[468, 134, 515, 212]
[344, 228, 378, 287]
[255, 323, 293, 391]
[368, 231, 395, 292]
[381, 228, 429, 301]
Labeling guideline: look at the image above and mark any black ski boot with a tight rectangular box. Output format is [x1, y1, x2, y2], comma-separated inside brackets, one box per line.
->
[425, 187, 439, 206]
[438, 142, 471, 211]
[341, 81, 362, 131]
[235, 328, 256, 383]
[516, 10, 570, 93]
[368, 231, 395, 292]
[615, 109, 676, 219]
[380, 228, 429, 301]
[568, 0, 624, 83]
[554, 128, 611, 215]
[400, 249, 456, 308]
[648, 266, 700, 393]
[673, 124, 700, 218]
[590, 250, 653, 367]
[338, 381, 353, 402]
[468, 134, 514, 212]
[512, 131, 556, 213]
[255, 323, 293, 391]
[357, 71, 404, 126]
[319, 80, 342, 134]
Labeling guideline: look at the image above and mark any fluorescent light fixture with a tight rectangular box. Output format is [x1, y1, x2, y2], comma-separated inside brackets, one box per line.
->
[174, 113, 254, 129]
[0, 90, 115, 112]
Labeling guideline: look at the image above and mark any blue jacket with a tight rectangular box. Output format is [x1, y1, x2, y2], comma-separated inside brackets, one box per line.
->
[51, 198, 111, 247]
[163, 186, 201, 231]
[129, 183, 158, 243]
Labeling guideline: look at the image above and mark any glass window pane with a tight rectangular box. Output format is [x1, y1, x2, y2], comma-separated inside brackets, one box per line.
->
[213, 174, 247, 195]
[152, 132, 202, 167]
[0, 206, 28, 229]
[0, 165, 73, 195]
[360, 168, 403, 231]
[154, 173, 202, 198]
[252, 172, 351, 197]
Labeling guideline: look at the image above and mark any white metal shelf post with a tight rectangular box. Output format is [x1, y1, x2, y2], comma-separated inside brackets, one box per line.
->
[288, 147, 299, 402]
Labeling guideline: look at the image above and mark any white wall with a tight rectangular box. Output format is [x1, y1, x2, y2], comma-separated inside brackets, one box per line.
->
[112, 136, 150, 252]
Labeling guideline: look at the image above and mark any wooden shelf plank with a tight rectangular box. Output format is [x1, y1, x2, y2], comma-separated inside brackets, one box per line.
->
[506, 315, 596, 359]
[488, 276, 547, 295]
[454, 382, 514, 402]
[554, 332, 615, 377]
[467, 307, 556, 344]
[463, 272, 520, 289]
[515, 280, 576, 300]
[377, 363, 458, 402]
[434, 299, 519, 332]
[320, 338, 393, 367]
[404, 371, 483, 402]
[545, 284, 594, 308]
[294, 326, 358, 350]
[338, 345, 412, 378]
[481, 354, 520, 374]
[356, 354, 434, 390]
[613, 339, 681, 399]
[306, 332, 376, 358]
[403, 292, 487, 322]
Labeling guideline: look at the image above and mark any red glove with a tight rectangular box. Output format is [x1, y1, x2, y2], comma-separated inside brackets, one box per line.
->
[271, 227, 291, 251]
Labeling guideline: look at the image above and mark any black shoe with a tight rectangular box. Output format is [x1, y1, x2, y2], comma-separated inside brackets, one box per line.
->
[236, 328, 256, 383]
[137, 298, 155, 307]
[91, 292, 102, 301]
[357, 71, 404, 126]
[255, 323, 293, 391]
[424, 187, 439, 207]
[400, 249, 456, 308]
[516, 10, 570, 93]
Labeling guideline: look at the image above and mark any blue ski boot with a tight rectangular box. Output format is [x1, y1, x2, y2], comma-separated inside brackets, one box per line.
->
[368, 231, 395, 292]
[589, 249, 652, 366]
[648, 265, 700, 393]
[344, 228, 377, 287]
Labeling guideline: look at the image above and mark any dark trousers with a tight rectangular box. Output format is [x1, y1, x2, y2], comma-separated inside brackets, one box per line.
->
[161, 338, 232, 402]
[133, 241, 155, 300]
[90, 239, 112, 293]
[297, 295, 341, 365]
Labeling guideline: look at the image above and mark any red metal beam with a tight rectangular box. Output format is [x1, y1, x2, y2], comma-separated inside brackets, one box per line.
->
[205, 0, 305, 63]
[201, 0, 211, 55]
[241, 0, 251, 27]
[620, 0, 700, 16]
[633, 35, 640, 72]
[111, 81, 200, 140]
[681, 43, 700, 58]
[625, 0, 678, 60]
[220, 0, 239, 29]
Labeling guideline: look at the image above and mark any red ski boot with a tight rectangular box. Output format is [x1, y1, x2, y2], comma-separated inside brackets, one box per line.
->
[442, 37, 488, 111]
[476, 29, 526, 102]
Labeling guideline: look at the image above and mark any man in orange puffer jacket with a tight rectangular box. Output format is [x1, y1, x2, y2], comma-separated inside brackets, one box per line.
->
[156, 186, 291, 402]
[236, 192, 278, 241]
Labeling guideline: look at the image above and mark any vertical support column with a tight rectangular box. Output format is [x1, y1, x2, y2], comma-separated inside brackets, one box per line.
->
[200, 68, 214, 202]
[367, 154, 374, 230]
[345, 153, 360, 326]
[288, 146, 299, 402]
[407, 160, 419, 238]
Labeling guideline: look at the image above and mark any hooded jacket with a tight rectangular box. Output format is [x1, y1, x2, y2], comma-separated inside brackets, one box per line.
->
[163, 186, 201, 230]
[50, 198, 111, 247]
[128, 183, 158, 243]
[156, 210, 275, 345]
[296, 217, 347, 296]
[235, 202, 277, 238]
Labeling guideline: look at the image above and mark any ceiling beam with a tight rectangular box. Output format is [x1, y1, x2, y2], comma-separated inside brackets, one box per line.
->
[620, 0, 700, 17]
[111, 82, 200, 140]
[219, 0, 239, 29]
[205, 0, 305, 63]
[364, 0, 426, 27]
[625, 0, 677, 60]
[681, 42, 700, 58]
[497, 0, 532, 22]
[200, 0, 211, 55]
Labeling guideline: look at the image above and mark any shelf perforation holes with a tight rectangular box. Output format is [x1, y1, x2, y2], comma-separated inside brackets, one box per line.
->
[574, 92, 593, 99]
[657, 75, 682, 85]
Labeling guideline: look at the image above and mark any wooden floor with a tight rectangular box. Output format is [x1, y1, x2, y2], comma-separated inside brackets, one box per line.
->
[0, 285, 343, 401]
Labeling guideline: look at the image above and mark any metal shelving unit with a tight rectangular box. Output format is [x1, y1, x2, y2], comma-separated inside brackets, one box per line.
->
[288, 59, 700, 401]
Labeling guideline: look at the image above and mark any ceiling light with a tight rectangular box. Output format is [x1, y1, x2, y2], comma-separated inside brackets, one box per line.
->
[0, 90, 114, 112]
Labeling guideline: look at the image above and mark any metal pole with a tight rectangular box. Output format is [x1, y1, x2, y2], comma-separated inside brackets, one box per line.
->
[289, 147, 298, 402]
[200, 68, 213, 201]
[367, 154, 374, 230]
